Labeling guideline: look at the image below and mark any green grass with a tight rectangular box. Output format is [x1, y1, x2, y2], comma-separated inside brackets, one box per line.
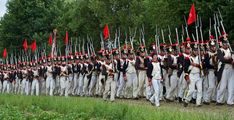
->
[0, 94, 233, 120]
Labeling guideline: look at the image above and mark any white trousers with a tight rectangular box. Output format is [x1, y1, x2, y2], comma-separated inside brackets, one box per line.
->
[60, 76, 66, 96]
[125, 72, 138, 98]
[103, 76, 116, 101]
[116, 72, 126, 97]
[77, 74, 84, 96]
[98, 74, 106, 96]
[137, 71, 151, 99]
[88, 75, 97, 96]
[46, 76, 55, 96]
[217, 67, 234, 105]
[203, 70, 216, 102]
[166, 70, 179, 100]
[72, 73, 79, 95]
[2, 80, 10, 93]
[178, 72, 187, 99]
[184, 73, 202, 105]
[150, 79, 161, 107]
[31, 79, 39, 96]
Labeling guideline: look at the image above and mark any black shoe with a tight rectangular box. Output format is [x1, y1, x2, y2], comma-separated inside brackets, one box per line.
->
[216, 102, 224, 106]
[190, 98, 196, 104]
[196, 104, 202, 107]
[164, 97, 173, 102]
[203, 102, 210, 105]
[178, 97, 183, 103]
[183, 102, 188, 107]
[133, 97, 139, 100]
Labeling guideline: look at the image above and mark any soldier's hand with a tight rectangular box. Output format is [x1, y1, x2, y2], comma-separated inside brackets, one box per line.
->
[123, 74, 127, 81]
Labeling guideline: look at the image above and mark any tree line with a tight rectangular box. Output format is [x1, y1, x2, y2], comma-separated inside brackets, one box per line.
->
[0, 0, 234, 54]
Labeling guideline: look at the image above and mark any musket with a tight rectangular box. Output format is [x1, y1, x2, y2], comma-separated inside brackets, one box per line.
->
[214, 14, 220, 49]
[184, 15, 190, 39]
[100, 32, 104, 49]
[75, 37, 78, 54]
[118, 27, 121, 58]
[209, 18, 212, 37]
[82, 38, 85, 55]
[195, 19, 204, 77]
[168, 26, 172, 45]
[199, 16, 204, 46]
[141, 28, 147, 55]
[175, 28, 181, 53]
[215, 13, 221, 37]
[218, 9, 233, 52]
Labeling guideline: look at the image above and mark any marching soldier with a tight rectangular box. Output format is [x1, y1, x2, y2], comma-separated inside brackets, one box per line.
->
[45, 57, 54, 96]
[183, 42, 203, 107]
[59, 57, 68, 96]
[88, 55, 98, 96]
[31, 62, 40, 96]
[203, 37, 218, 104]
[216, 33, 234, 106]
[136, 45, 150, 99]
[116, 47, 128, 98]
[125, 49, 138, 99]
[165, 44, 179, 101]
[83, 54, 91, 96]
[148, 53, 163, 107]
[72, 54, 80, 95]
[177, 40, 191, 103]
[2, 67, 10, 93]
[103, 52, 116, 102]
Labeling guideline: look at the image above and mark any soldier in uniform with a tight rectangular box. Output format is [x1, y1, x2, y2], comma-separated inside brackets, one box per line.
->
[183, 42, 203, 107]
[60, 56, 68, 96]
[125, 49, 138, 99]
[67, 55, 74, 96]
[31, 62, 40, 96]
[165, 44, 179, 101]
[103, 52, 116, 102]
[136, 45, 150, 99]
[2, 66, 10, 93]
[72, 54, 80, 95]
[216, 33, 234, 106]
[148, 53, 163, 107]
[177, 39, 191, 103]
[77, 54, 85, 96]
[45, 57, 54, 96]
[203, 37, 218, 104]
[83, 54, 91, 96]
[116, 46, 128, 98]
[88, 55, 98, 96]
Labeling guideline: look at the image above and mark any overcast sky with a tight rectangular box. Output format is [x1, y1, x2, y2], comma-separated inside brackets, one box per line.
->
[0, 0, 7, 17]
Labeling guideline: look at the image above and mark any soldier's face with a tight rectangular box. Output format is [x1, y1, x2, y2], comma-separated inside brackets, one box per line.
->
[140, 52, 145, 57]
[185, 48, 191, 54]
[210, 46, 216, 52]
[193, 50, 198, 56]
[222, 43, 228, 49]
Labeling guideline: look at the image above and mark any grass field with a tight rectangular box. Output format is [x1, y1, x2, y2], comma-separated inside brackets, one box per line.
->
[0, 94, 233, 120]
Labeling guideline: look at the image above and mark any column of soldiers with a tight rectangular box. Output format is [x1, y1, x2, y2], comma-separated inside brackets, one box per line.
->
[0, 33, 234, 107]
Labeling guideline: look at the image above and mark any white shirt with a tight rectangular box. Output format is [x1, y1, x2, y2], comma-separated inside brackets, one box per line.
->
[126, 59, 136, 73]
[152, 62, 162, 80]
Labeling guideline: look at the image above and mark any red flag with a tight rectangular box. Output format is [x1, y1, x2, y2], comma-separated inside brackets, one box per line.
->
[48, 34, 53, 46]
[103, 24, 109, 40]
[2, 48, 7, 58]
[23, 39, 28, 51]
[187, 3, 196, 25]
[31, 40, 37, 52]
[65, 31, 68, 45]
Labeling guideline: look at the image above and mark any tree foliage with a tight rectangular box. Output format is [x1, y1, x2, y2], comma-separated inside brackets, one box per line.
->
[0, 0, 234, 53]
